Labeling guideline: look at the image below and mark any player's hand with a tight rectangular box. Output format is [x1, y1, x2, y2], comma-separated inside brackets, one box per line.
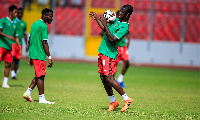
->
[47, 59, 53, 68]
[89, 11, 97, 20]
[28, 58, 33, 66]
[100, 17, 107, 26]
[19, 50, 22, 59]
[7, 36, 14, 41]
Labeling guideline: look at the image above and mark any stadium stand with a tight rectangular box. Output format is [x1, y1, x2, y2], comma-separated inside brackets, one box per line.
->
[0, 0, 199, 43]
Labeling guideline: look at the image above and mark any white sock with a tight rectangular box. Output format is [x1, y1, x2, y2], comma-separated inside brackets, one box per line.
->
[117, 74, 124, 82]
[109, 95, 115, 102]
[3, 77, 8, 85]
[11, 70, 16, 77]
[39, 94, 45, 102]
[122, 93, 129, 100]
[26, 88, 32, 95]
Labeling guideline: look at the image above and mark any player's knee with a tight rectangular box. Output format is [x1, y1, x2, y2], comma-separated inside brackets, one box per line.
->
[100, 74, 105, 81]
[38, 75, 45, 81]
[105, 75, 114, 82]
[5, 62, 11, 68]
[15, 59, 19, 65]
[125, 61, 130, 69]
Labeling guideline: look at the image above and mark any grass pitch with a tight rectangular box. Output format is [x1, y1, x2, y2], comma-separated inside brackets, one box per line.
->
[0, 60, 199, 119]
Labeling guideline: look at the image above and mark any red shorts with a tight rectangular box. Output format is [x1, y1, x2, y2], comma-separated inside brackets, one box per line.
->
[98, 53, 117, 75]
[32, 59, 46, 77]
[0, 47, 13, 62]
[116, 46, 129, 63]
[12, 43, 22, 60]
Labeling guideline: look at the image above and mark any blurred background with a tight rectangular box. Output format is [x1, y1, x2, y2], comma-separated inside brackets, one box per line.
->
[0, 0, 199, 68]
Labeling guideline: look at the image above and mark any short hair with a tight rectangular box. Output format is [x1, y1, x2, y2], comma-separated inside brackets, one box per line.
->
[9, 5, 17, 12]
[41, 8, 53, 16]
[18, 7, 24, 11]
[122, 5, 133, 15]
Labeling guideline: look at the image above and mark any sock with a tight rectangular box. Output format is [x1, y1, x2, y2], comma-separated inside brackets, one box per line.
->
[3, 77, 8, 85]
[11, 70, 16, 77]
[117, 74, 124, 83]
[109, 95, 115, 102]
[39, 94, 45, 102]
[26, 88, 32, 95]
[122, 93, 129, 100]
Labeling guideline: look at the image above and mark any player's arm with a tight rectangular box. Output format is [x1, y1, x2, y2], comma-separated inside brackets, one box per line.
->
[89, 11, 105, 31]
[100, 17, 118, 42]
[24, 23, 28, 52]
[26, 35, 30, 52]
[24, 33, 28, 52]
[0, 19, 15, 41]
[15, 36, 22, 58]
[99, 30, 105, 37]
[126, 31, 130, 48]
[42, 40, 53, 68]
[0, 28, 14, 41]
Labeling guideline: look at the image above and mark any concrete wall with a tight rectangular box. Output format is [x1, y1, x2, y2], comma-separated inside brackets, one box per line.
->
[22, 35, 200, 67]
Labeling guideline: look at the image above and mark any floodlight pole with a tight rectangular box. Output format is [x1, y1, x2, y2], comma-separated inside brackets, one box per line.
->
[180, 1, 186, 54]
[147, 0, 154, 52]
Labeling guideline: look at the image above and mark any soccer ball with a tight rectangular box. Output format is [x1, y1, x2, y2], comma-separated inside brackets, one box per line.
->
[103, 10, 116, 23]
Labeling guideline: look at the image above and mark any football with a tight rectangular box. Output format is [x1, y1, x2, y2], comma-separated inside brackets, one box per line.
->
[103, 10, 116, 23]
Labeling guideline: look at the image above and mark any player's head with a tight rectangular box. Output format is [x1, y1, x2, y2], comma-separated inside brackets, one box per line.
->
[118, 5, 133, 21]
[41, 8, 53, 24]
[17, 8, 24, 19]
[9, 5, 18, 19]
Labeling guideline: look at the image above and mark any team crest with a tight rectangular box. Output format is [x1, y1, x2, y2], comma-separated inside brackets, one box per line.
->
[13, 25, 16, 28]
[21, 23, 23, 26]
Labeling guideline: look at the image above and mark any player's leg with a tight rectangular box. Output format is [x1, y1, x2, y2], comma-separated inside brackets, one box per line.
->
[2, 62, 11, 88]
[15, 59, 19, 73]
[105, 75, 125, 95]
[107, 56, 133, 112]
[2, 49, 13, 88]
[15, 45, 22, 73]
[100, 74, 114, 96]
[23, 77, 37, 102]
[117, 60, 130, 88]
[100, 74, 119, 111]
[11, 56, 17, 80]
[106, 75, 133, 112]
[37, 75, 54, 104]
[117, 46, 130, 88]
[11, 44, 17, 80]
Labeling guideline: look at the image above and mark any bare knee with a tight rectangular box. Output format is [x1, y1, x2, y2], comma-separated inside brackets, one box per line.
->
[100, 74, 105, 81]
[5, 62, 11, 68]
[124, 60, 130, 69]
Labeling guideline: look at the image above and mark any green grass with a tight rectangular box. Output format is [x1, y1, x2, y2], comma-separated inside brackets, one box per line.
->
[0, 60, 200, 119]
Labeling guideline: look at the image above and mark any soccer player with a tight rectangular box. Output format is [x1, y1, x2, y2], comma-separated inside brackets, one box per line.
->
[11, 7, 28, 80]
[89, 5, 133, 112]
[0, 5, 22, 88]
[100, 10, 131, 88]
[23, 8, 54, 104]
[115, 10, 131, 88]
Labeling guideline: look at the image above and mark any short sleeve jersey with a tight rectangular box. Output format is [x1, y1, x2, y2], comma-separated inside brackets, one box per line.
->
[29, 19, 48, 61]
[13, 18, 27, 45]
[0, 17, 18, 50]
[98, 18, 129, 60]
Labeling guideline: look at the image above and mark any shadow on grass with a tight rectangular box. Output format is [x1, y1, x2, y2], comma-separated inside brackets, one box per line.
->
[101, 107, 121, 111]
[33, 100, 56, 103]
[10, 85, 24, 87]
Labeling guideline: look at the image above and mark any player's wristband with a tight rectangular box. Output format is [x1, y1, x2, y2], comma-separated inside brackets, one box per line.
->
[48, 56, 52, 59]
